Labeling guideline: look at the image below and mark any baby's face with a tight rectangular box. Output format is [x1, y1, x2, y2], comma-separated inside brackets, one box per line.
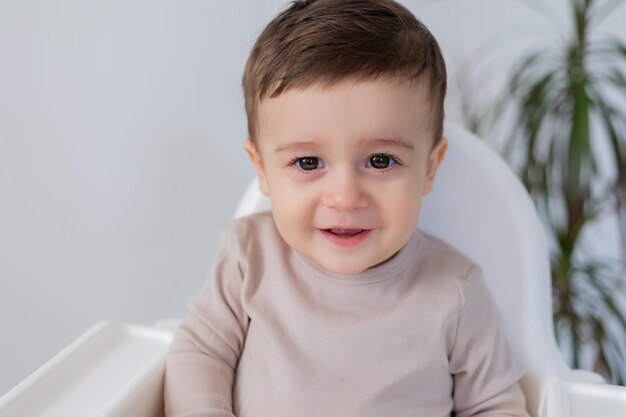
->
[244, 78, 447, 276]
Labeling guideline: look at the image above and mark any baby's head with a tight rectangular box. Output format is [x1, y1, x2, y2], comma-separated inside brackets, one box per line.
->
[242, 0, 448, 276]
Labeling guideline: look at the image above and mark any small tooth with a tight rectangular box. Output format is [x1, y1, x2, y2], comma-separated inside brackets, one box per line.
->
[331, 229, 362, 235]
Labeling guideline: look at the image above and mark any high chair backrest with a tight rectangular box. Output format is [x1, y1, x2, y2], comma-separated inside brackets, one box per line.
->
[233, 120, 572, 413]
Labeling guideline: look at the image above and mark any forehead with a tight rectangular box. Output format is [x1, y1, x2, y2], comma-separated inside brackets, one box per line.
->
[255, 78, 434, 152]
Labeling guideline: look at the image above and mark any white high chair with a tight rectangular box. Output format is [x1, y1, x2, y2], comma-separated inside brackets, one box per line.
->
[1, 121, 625, 417]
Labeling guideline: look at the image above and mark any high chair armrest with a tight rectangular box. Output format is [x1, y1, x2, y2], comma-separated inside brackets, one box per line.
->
[541, 375, 626, 417]
[0, 321, 173, 417]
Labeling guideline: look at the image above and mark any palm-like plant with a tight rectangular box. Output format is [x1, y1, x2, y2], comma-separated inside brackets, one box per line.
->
[497, 0, 626, 384]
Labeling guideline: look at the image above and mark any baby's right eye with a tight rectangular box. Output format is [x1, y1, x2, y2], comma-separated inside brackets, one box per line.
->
[291, 157, 325, 172]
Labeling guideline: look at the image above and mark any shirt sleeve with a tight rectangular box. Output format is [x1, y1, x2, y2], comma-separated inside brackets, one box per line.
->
[449, 264, 530, 417]
[164, 223, 249, 417]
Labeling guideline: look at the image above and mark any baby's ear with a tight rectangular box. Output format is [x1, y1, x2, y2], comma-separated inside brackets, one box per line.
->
[422, 136, 448, 195]
[243, 138, 270, 196]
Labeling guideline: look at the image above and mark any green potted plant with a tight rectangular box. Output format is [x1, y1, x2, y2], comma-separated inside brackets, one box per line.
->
[459, 0, 626, 384]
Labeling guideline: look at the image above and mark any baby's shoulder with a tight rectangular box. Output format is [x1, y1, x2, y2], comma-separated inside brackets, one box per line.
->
[222, 210, 283, 251]
[409, 229, 492, 317]
[412, 228, 480, 286]
[219, 211, 288, 278]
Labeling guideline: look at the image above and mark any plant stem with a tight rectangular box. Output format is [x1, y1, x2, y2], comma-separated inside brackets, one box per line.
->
[619, 179, 626, 266]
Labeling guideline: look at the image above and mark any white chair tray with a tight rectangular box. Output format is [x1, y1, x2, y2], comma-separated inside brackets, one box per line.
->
[0, 321, 172, 417]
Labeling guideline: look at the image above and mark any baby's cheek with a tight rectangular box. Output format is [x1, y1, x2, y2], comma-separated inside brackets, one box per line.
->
[385, 185, 421, 216]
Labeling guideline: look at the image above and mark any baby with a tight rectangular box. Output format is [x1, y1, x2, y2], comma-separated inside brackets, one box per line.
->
[164, 1, 530, 416]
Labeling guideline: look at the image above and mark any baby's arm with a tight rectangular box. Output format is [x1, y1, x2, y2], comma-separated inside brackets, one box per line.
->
[164, 224, 248, 417]
[449, 264, 531, 417]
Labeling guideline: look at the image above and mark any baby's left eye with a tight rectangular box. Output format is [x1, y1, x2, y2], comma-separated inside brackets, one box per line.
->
[367, 154, 397, 169]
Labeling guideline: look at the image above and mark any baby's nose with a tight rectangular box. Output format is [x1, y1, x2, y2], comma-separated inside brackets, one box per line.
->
[320, 168, 368, 211]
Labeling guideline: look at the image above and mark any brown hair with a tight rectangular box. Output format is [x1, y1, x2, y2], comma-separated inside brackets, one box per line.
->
[242, 0, 447, 144]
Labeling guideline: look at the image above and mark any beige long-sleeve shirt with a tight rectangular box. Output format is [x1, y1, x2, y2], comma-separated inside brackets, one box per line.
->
[164, 210, 529, 417]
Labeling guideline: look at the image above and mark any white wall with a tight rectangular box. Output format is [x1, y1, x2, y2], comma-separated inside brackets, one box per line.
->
[1, 0, 625, 396]
[0, 0, 282, 395]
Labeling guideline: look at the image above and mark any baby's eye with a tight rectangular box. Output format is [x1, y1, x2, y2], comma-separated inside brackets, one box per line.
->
[367, 154, 397, 170]
[292, 156, 325, 171]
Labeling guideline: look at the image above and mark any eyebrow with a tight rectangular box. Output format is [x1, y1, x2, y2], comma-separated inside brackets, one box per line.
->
[274, 137, 415, 153]
[363, 137, 415, 150]
[274, 141, 317, 153]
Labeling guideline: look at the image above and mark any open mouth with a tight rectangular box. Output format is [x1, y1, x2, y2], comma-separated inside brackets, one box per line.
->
[327, 229, 365, 236]
[320, 228, 371, 247]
